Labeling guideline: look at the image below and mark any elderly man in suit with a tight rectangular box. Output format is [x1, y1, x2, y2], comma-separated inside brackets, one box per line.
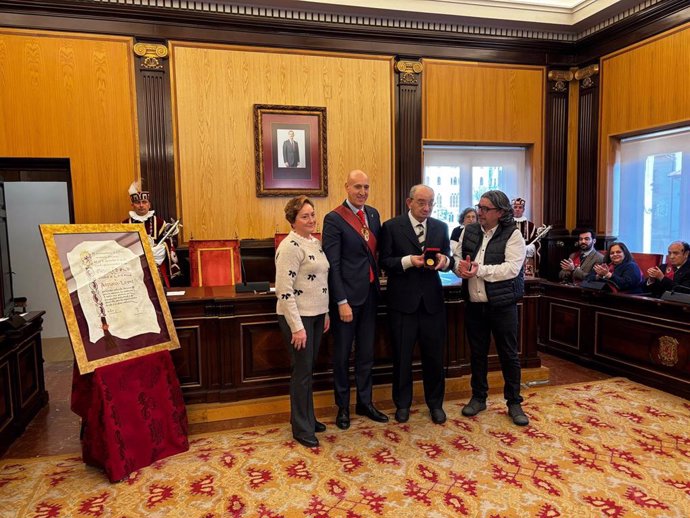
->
[646, 241, 690, 297]
[282, 130, 300, 167]
[558, 230, 605, 284]
[379, 184, 454, 425]
[322, 169, 388, 430]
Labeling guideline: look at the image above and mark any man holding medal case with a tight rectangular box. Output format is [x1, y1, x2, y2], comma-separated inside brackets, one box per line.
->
[379, 184, 454, 425]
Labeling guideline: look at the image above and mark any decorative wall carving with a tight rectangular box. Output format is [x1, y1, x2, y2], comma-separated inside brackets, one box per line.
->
[395, 59, 423, 213]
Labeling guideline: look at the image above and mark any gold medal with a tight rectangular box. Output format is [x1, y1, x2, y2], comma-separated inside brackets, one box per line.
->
[426, 257, 435, 266]
[361, 227, 370, 241]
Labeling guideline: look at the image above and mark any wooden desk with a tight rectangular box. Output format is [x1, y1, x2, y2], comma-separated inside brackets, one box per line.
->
[0, 311, 48, 455]
[538, 281, 690, 399]
[167, 282, 542, 404]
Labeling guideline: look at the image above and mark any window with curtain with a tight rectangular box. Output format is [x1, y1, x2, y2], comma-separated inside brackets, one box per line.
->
[613, 127, 690, 254]
[422, 145, 530, 235]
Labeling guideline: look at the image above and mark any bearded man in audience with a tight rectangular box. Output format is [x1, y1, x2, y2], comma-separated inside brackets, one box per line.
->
[558, 230, 605, 284]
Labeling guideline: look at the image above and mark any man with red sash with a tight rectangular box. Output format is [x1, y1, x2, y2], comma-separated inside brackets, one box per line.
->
[123, 182, 181, 288]
[323, 170, 388, 430]
[646, 241, 690, 297]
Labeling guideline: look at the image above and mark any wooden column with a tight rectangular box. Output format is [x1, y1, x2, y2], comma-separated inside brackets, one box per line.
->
[394, 59, 423, 215]
[575, 64, 600, 233]
[541, 69, 572, 281]
[133, 41, 176, 221]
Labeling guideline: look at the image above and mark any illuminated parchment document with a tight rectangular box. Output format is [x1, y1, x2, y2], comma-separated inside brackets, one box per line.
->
[67, 240, 160, 342]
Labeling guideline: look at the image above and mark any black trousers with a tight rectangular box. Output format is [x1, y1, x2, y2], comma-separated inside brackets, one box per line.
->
[465, 302, 523, 405]
[388, 302, 446, 411]
[330, 284, 377, 409]
[278, 314, 325, 440]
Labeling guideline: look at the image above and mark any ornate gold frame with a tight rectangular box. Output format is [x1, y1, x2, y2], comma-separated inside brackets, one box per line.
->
[40, 223, 179, 374]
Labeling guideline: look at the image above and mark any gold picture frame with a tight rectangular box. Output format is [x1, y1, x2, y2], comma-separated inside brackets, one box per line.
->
[40, 223, 180, 374]
[254, 104, 328, 197]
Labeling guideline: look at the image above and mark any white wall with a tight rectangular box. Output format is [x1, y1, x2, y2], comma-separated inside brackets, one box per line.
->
[6, 182, 70, 338]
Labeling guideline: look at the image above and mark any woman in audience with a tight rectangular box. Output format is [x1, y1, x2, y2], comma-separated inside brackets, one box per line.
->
[275, 195, 330, 448]
[587, 241, 644, 294]
[450, 207, 478, 253]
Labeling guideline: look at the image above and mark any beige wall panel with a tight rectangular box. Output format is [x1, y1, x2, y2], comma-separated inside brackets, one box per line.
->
[170, 43, 394, 240]
[0, 30, 140, 224]
[598, 23, 690, 233]
[422, 59, 545, 221]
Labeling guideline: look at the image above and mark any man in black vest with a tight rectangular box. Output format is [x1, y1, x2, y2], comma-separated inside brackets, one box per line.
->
[454, 190, 528, 426]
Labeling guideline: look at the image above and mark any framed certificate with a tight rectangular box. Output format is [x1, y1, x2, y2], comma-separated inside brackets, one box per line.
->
[40, 224, 180, 373]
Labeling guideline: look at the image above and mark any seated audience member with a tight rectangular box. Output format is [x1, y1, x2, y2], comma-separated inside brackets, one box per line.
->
[559, 230, 604, 284]
[586, 241, 644, 294]
[645, 241, 690, 298]
[450, 207, 478, 253]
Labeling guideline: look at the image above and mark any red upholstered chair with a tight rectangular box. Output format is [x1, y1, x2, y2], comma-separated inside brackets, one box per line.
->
[274, 232, 321, 249]
[631, 252, 663, 278]
[188, 239, 242, 287]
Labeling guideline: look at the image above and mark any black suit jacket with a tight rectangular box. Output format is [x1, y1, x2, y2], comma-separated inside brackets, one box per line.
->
[379, 214, 453, 314]
[322, 202, 381, 306]
[648, 260, 690, 297]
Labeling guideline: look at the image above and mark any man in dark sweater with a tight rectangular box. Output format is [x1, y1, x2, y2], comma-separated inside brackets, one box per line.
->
[646, 241, 690, 297]
[454, 190, 528, 426]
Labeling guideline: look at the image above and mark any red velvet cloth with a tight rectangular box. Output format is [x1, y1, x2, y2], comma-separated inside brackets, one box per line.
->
[71, 351, 189, 482]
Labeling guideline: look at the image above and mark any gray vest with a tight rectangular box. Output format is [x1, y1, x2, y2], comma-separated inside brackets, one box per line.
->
[461, 222, 524, 308]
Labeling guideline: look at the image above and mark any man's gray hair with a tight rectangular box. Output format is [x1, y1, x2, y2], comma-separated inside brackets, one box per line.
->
[480, 190, 515, 226]
[409, 184, 434, 199]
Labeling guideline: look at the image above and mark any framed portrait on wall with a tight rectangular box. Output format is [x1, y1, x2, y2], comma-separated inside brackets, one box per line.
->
[254, 104, 328, 196]
[40, 223, 180, 374]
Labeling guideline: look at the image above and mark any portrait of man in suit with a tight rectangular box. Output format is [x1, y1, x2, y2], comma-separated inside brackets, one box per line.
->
[281, 129, 300, 168]
[379, 184, 454, 425]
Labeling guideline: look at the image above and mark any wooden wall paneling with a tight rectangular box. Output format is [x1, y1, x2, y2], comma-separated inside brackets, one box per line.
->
[422, 59, 545, 225]
[0, 29, 140, 224]
[169, 42, 395, 241]
[598, 23, 690, 234]
[576, 65, 600, 232]
[133, 40, 176, 221]
[541, 69, 572, 281]
[395, 59, 423, 214]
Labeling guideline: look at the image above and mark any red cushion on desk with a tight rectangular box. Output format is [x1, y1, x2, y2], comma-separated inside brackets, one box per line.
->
[71, 351, 189, 482]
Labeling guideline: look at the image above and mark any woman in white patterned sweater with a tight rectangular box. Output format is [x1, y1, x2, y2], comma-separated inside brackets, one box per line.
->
[275, 195, 330, 448]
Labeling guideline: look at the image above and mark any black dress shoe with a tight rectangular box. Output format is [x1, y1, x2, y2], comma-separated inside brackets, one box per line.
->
[461, 398, 487, 417]
[336, 407, 350, 430]
[430, 408, 447, 424]
[394, 408, 410, 423]
[315, 420, 326, 433]
[355, 403, 389, 423]
[293, 435, 319, 448]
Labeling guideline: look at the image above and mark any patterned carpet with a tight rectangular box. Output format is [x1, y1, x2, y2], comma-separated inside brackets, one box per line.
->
[2, 378, 690, 517]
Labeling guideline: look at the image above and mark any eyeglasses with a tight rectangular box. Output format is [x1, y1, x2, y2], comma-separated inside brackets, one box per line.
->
[413, 200, 435, 208]
[475, 205, 500, 213]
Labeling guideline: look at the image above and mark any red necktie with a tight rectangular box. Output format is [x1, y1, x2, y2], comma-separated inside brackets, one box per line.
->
[357, 210, 375, 283]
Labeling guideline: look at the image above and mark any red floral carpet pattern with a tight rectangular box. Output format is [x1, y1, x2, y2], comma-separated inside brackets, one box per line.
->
[2, 378, 690, 517]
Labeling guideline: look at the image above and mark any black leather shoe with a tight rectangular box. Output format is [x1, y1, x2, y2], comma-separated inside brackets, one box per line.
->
[355, 403, 389, 423]
[293, 435, 319, 448]
[430, 408, 447, 424]
[508, 403, 529, 426]
[394, 408, 410, 423]
[315, 420, 326, 433]
[336, 407, 350, 430]
[461, 398, 487, 417]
